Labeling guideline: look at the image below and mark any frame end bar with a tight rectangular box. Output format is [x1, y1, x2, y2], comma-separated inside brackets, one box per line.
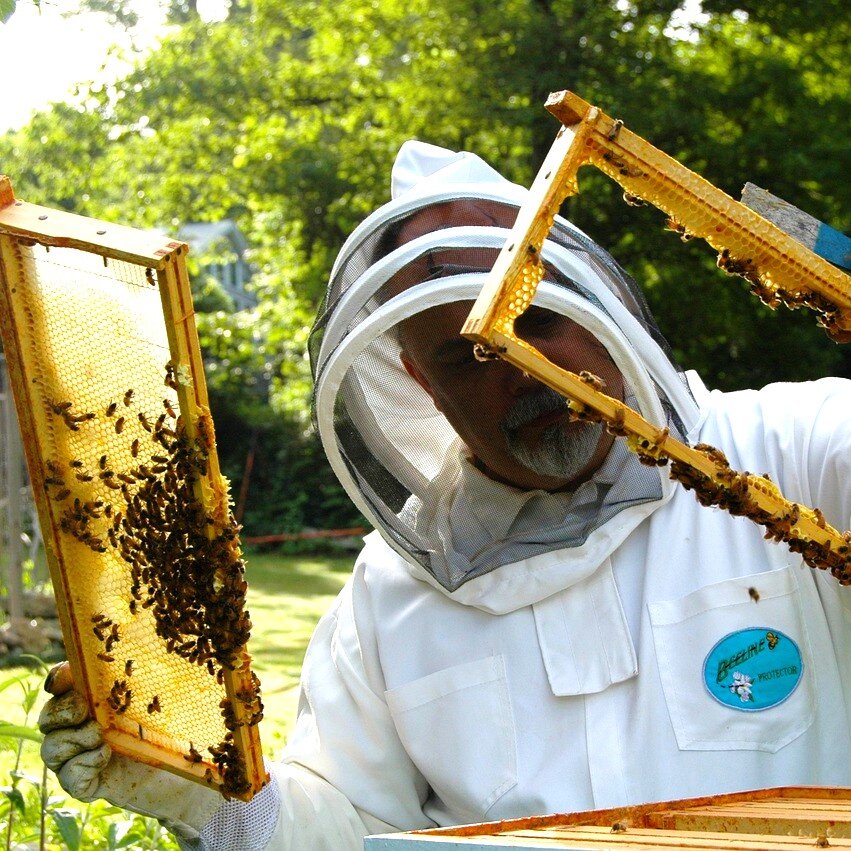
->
[0, 176, 15, 209]
[545, 90, 593, 126]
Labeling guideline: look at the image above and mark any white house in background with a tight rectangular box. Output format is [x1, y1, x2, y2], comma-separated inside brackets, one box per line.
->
[179, 220, 257, 310]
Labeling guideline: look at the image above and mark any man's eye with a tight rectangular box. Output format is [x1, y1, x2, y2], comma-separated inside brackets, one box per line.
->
[437, 345, 477, 367]
[515, 308, 558, 336]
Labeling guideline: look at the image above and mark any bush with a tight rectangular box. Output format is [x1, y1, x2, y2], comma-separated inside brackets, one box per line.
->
[0, 661, 178, 850]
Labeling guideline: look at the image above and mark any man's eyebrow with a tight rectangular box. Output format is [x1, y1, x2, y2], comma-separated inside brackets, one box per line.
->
[432, 337, 473, 361]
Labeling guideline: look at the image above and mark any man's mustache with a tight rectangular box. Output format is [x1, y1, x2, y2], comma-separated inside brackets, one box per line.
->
[501, 386, 568, 434]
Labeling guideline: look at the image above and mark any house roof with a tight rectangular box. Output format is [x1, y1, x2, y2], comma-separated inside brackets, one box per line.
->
[179, 219, 248, 255]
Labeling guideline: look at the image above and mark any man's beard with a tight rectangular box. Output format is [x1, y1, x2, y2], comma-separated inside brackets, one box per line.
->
[501, 385, 603, 482]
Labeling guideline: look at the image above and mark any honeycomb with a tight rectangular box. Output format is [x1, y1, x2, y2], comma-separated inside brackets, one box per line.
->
[461, 92, 851, 584]
[545, 91, 851, 341]
[0, 203, 265, 800]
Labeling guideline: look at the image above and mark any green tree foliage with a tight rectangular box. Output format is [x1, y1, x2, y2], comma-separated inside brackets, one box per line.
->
[1, 0, 848, 531]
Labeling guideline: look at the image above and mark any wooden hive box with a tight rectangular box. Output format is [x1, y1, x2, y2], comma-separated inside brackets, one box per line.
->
[365, 787, 851, 849]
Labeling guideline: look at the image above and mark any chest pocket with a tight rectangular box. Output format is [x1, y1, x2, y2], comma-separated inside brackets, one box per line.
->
[384, 655, 517, 822]
[648, 565, 816, 753]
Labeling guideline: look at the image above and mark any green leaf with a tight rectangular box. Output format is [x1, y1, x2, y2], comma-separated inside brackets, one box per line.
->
[107, 818, 136, 849]
[0, 722, 44, 743]
[21, 681, 40, 714]
[14, 654, 50, 674]
[0, 671, 33, 695]
[9, 768, 43, 786]
[2, 785, 26, 814]
[0, 0, 16, 26]
[50, 807, 82, 851]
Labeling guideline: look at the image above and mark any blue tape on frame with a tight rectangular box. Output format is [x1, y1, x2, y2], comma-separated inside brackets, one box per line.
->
[813, 222, 851, 271]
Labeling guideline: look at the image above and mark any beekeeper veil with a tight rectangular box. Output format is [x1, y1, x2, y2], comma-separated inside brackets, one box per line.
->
[310, 140, 702, 596]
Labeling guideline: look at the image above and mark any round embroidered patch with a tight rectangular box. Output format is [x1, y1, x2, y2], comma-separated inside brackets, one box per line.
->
[703, 627, 803, 712]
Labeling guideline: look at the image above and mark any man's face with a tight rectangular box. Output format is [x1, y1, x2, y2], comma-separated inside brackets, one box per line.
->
[399, 300, 624, 492]
[389, 199, 624, 492]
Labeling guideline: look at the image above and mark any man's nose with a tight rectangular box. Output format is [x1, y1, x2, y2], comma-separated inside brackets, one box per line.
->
[504, 361, 544, 397]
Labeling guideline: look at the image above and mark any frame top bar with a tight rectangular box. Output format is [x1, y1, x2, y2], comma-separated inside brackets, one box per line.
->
[0, 176, 185, 268]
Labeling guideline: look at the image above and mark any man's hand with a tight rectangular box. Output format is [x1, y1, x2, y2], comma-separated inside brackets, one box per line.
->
[39, 662, 223, 842]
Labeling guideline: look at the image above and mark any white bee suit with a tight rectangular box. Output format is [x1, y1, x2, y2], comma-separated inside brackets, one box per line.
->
[189, 143, 851, 849]
[246, 380, 850, 851]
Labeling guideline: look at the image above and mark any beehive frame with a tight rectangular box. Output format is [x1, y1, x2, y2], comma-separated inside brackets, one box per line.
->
[0, 177, 266, 799]
[367, 786, 851, 848]
[462, 91, 851, 585]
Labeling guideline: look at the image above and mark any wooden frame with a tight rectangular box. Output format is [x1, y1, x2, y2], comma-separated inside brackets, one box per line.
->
[367, 786, 851, 848]
[0, 177, 266, 799]
[460, 92, 851, 585]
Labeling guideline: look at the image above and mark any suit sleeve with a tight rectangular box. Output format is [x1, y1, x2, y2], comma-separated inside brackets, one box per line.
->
[190, 561, 434, 850]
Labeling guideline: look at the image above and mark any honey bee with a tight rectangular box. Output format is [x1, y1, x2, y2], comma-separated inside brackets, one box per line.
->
[766, 631, 779, 650]
[748, 587, 760, 603]
[147, 695, 162, 713]
[55, 488, 72, 501]
[163, 399, 177, 419]
[115, 417, 125, 434]
[69, 459, 83, 469]
[106, 401, 118, 417]
[124, 389, 134, 406]
[164, 360, 180, 390]
[578, 371, 605, 391]
[138, 413, 152, 432]
[652, 427, 669, 447]
[75, 473, 94, 482]
[607, 119, 623, 141]
[125, 660, 134, 676]
[97, 652, 115, 663]
[130, 438, 140, 458]
[185, 743, 202, 763]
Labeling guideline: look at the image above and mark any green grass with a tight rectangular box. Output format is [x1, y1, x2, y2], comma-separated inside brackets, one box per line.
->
[240, 551, 352, 753]
[0, 550, 353, 847]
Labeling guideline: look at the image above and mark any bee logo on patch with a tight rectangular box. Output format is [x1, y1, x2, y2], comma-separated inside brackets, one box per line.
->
[766, 631, 779, 650]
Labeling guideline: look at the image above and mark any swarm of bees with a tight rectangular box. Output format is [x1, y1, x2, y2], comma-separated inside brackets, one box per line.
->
[713, 248, 844, 336]
[599, 166, 848, 338]
[43, 363, 258, 797]
[668, 445, 850, 584]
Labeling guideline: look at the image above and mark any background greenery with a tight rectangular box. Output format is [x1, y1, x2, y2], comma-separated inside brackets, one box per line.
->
[0, 550, 349, 848]
[1, 0, 849, 540]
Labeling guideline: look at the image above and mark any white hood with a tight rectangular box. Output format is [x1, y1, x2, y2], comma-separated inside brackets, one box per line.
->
[310, 140, 703, 609]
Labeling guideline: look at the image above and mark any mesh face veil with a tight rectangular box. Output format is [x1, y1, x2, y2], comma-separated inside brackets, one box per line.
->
[310, 141, 701, 594]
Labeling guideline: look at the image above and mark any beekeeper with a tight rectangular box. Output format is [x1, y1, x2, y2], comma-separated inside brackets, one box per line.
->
[38, 141, 851, 850]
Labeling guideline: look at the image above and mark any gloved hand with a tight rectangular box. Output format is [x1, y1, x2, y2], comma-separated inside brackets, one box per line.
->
[39, 662, 223, 844]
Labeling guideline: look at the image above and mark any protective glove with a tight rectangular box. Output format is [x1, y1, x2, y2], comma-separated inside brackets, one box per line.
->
[39, 662, 223, 844]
